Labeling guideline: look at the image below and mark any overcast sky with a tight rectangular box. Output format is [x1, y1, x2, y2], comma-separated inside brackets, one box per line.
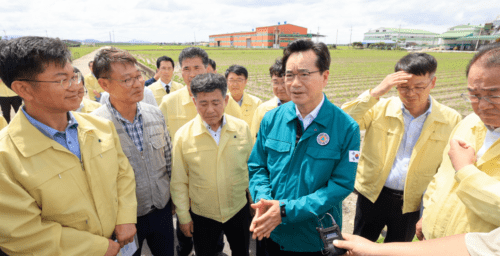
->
[0, 0, 498, 44]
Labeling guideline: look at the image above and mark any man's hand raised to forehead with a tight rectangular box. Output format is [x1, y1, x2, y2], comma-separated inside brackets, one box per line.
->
[370, 71, 412, 99]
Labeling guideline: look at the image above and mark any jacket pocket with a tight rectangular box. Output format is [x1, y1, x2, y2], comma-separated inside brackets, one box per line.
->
[149, 134, 168, 171]
[265, 139, 291, 169]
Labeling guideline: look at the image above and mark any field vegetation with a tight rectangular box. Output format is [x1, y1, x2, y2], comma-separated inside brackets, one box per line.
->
[119, 45, 475, 117]
[69, 46, 100, 60]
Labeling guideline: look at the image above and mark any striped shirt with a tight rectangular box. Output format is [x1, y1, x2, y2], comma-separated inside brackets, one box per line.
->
[106, 100, 144, 152]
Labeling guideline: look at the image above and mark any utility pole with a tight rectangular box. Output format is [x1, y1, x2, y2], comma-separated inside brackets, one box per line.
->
[194, 32, 196, 44]
[336, 29, 338, 46]
[349, 26, 353, 48]
[113, 30, 115, 43]
[3, 30, 6, 38]
[45, 30, 48, 37]
[397, 24, 401, 46]
[475, 27, 483, 50]
[317, 27, 320, 43]
[110, 32, 112, 43]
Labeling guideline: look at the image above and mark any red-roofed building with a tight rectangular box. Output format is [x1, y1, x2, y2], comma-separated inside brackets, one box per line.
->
[209, 24, 323, 49]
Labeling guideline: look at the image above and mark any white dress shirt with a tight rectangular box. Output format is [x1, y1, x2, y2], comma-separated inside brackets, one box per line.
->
[295, 96, 325, 131]
[204, 115, 227, 145]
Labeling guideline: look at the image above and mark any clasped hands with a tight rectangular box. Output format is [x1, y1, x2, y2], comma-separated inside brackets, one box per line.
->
[249, 199, 282, 241]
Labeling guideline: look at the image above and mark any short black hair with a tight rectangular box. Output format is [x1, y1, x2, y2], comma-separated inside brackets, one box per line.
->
[0, 36, 71, 88]
[208, 59, 216, 70]
[395, 53, 437, 77]
[190, 73, 227, 99]
[178, 47, 209, 68]
[225, 64, 248, 79]
[282, 39, 330, 74]
[269, 58, 284, 78]
[466, 42, 500, 78]
[73, 66, 84, 86]
[93, 47, 138, 79]
[156, 56, 175, 69]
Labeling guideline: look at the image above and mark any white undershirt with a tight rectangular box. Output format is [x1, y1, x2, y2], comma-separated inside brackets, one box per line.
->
[477, 126, 500, 159]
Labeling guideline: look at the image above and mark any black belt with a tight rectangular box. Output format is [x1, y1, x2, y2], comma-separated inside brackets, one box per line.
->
[382, 186, 404, 199]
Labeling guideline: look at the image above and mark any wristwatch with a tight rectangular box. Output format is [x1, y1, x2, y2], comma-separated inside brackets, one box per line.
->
[280, 205, 286, 218]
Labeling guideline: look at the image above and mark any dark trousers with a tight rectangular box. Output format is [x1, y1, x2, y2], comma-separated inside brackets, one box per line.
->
[191, 203, 250, 256]
[176, 217, 194, 256]
[0, 96, 22, 123]
[353, 187, 420, 243]
[133, 201, 175, 256]
[176, 219, 226, 256]
[263, 238, 323, 256]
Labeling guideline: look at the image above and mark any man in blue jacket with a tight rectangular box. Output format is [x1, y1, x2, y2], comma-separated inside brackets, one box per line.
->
[248, 39, 360, 255]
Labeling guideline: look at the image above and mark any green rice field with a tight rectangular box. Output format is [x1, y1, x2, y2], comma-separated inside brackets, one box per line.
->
[81, 45, 475, 117]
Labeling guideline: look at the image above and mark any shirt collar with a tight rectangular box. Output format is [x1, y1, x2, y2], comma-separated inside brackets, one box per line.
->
[295, 96, 325, 121]
[277, 98, 282, 106]
[105, 97, 142, 124]
[203, 114, 226, 132]
[237, 95, 244, 106]
[21, 107, 79, 140]
[160, 79, 172, 91]
[401, 95, 433, 119]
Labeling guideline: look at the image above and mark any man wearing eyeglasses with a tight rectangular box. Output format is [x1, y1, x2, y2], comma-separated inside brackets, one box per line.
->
[420, 43, 500, 241]
[225, 65, 262, 128]
[248, 40, 360, 255]
[91, 47, 175, 256]
[0, 37, 137, 256]
[251, 58, 291, 139]
[73, 67, 102, 114]
[341, 53, 462, 243]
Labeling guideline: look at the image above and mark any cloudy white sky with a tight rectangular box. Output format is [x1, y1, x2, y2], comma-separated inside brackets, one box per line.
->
[0, 0, 498, 44]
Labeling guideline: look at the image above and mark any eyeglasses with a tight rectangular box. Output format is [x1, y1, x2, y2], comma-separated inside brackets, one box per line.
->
[461, 93, 500, 105]
[18, 72, 82, 90]
[272, 80, 285, 87]
[103, 71, 146, 87]
[284, 70, 321, 83]
[396, 80, 433, 94]
[228, 78, 246, 84]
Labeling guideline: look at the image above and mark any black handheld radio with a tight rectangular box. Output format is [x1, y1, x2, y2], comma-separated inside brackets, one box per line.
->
[314, 212, 347, 255]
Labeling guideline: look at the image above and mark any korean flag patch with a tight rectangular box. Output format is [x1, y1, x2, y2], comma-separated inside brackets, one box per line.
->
[349, 150, 360, 163]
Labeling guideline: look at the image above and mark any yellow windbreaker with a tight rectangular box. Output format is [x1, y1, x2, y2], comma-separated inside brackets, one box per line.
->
[150, 79, 184, 106]
[0, 111, 137, 256]
[0, 116, 7, 130]
[0, 81, 18, 97]
[159, 87, 243, 138]
[171, 114, 252, 224]
[250, 96, 279, 138]
[341, 90, 462, 213]
[423, 113, 500, 239]
[233, 92, 262, 128]
[84, 73, 104, 101]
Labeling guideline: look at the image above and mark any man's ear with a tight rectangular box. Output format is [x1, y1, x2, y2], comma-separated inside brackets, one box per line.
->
[224, 94, 229, 107]
[98, 78, 110, 93]
[10, 81, 34, 101]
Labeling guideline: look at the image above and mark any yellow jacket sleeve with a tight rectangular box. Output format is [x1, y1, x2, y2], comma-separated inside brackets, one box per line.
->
[0, 170, 109, 256]
[111, 123, 138, 225]
[170, 132, 192, 224]
[455, 164, 500, 226]
[341, 90, 380, 130]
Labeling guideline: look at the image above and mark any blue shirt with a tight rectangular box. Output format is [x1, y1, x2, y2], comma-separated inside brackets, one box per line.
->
[248, 95, 360, 252]
[144, 77, 156, 87]
[106, 99, 144, 152]
[385, 98, 432, 190]
[21, 108, 81, 160]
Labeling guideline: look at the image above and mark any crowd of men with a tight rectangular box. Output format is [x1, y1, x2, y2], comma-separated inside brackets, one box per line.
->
[0, 36, 498, 256]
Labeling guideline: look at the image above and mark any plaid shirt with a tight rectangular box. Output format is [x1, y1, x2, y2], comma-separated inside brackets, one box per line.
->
[107, 100, 144, 152]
